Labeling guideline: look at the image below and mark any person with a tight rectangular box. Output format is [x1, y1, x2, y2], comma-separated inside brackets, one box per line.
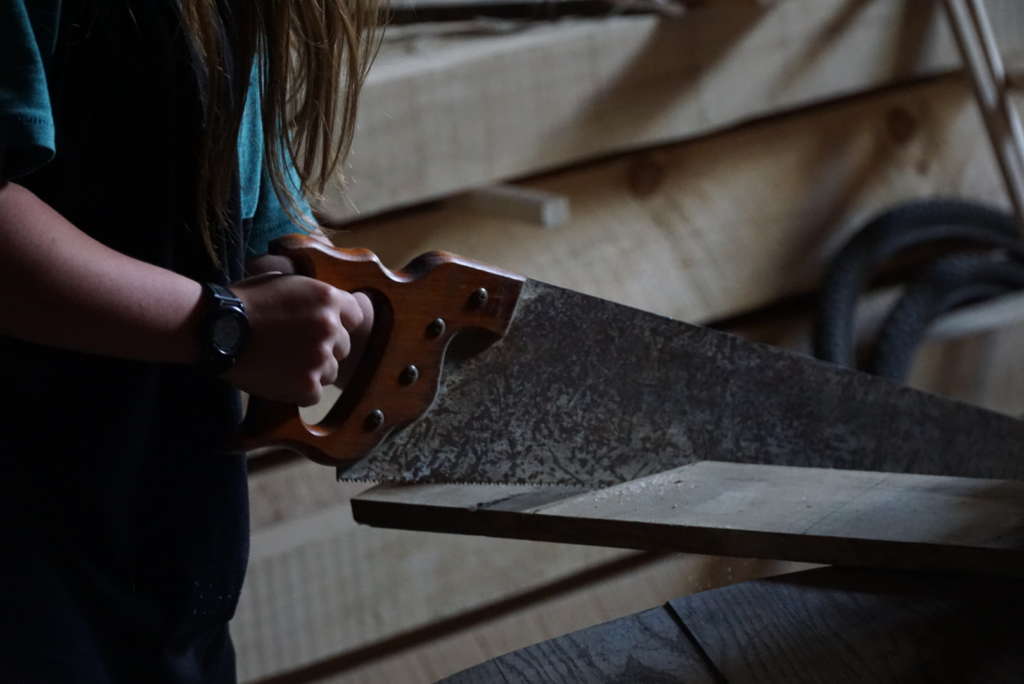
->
[0, 1, 379, 681]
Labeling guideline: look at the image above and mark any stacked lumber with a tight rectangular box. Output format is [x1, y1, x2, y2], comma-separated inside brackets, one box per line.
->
[320, 0, 1024, 222]
[331, 77, 1008, 324]
[231, 3, 1024, 682]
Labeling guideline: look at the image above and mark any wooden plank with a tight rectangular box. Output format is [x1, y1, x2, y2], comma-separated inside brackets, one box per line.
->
[250, 294, 1024, 535]
[234, 471, 810, 682]
[240, 305, 1024, 680]
[241, 276, 1024, 681]
[907, 320, 1024, 418]
[445, 606, 715, 684]
[440, 660, 509, 684]
[444, 566, 1024, 684]
[234, 500, 627, 680]
[248, 459, 366, 531]
[323, 0, 1024, 221]
[670, 566, 1024, 683]
[353, 461, 1024, 576]
[294, 554, 811, 684]
[332, 76, 1009, 326]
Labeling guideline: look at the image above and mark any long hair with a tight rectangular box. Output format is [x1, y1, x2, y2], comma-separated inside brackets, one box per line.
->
[178, 1, 382, 262]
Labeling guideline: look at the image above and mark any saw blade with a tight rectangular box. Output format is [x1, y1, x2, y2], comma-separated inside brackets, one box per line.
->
[338, 279, 1024, 487]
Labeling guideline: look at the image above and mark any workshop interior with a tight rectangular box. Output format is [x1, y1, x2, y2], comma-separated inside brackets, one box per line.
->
[5, 0, 1024, 682]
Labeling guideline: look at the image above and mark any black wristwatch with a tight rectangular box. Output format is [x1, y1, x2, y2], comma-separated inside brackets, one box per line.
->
[198, 282, 250, 376]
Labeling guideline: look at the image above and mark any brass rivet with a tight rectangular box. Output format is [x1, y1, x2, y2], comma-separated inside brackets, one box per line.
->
[365, 409, 385, 431]
[426, 317, 446, 338]
[469, 287, 489, 308]
[399, 364, 420, 386]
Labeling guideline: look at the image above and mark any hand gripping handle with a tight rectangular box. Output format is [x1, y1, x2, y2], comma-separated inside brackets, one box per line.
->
[238, 235, 525, 466]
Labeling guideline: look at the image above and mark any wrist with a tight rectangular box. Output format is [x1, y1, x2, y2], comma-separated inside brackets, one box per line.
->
[168, 278, 205, 364]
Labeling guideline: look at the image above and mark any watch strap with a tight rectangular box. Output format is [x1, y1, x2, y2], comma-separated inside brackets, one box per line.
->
[205, 282, 244, 310]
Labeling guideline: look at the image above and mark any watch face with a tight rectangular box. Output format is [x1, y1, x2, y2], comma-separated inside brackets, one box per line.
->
[212, 312, 244, 353]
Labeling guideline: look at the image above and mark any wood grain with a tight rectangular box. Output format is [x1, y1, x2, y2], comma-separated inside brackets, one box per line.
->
[234, 504, 807, 682]
[671, 566, 1024, 683]
[353, 461, 1024, 576]
[445, 566, 1024, 683]
[304, 554, 807, 684]
[453, 606, 716, 684]
[440, 660, 509, 684]
[334, 77, 1009, 327]
[324, 0, 1024, 221]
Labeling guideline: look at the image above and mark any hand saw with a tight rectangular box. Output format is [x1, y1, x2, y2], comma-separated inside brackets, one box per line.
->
[239, 235, 1024, 487]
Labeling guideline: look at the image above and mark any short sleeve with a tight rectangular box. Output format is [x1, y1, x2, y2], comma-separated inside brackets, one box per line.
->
[240, 60, 314, 259]
[246, 160, 315, 259]
[0, 0, 60, 179]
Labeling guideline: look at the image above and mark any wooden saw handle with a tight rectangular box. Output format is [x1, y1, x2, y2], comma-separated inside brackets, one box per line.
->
[238, 235, 525, 466]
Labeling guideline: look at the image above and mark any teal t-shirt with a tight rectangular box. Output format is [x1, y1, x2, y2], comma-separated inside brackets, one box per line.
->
[0, 0, 311, 258]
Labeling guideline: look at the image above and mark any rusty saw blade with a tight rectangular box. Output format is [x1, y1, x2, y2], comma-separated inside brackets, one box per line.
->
[240, 238, 1024, 487]
[339, 279, 1024, 486]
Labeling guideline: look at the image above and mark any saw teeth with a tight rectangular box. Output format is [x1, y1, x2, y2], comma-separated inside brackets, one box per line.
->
[336, 475, 580, 488]
[333, 475, 383, 484]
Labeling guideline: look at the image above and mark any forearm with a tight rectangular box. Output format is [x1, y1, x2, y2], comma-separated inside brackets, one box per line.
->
[0, 181, 203, 363]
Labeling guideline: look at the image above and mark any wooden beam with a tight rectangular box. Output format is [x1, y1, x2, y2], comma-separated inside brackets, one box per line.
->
[333, 76, 1009, 326]
[353, 461, 1024, 576]
[321, 0, 1024, 222]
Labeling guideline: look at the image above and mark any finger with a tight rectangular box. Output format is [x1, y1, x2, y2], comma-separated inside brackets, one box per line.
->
[332, 327, 352, 363]
[336, 290, 365, 331]
[336, 294, 373, 389]
[319, 352, 340, 387]
[352, 292, 374, 335]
